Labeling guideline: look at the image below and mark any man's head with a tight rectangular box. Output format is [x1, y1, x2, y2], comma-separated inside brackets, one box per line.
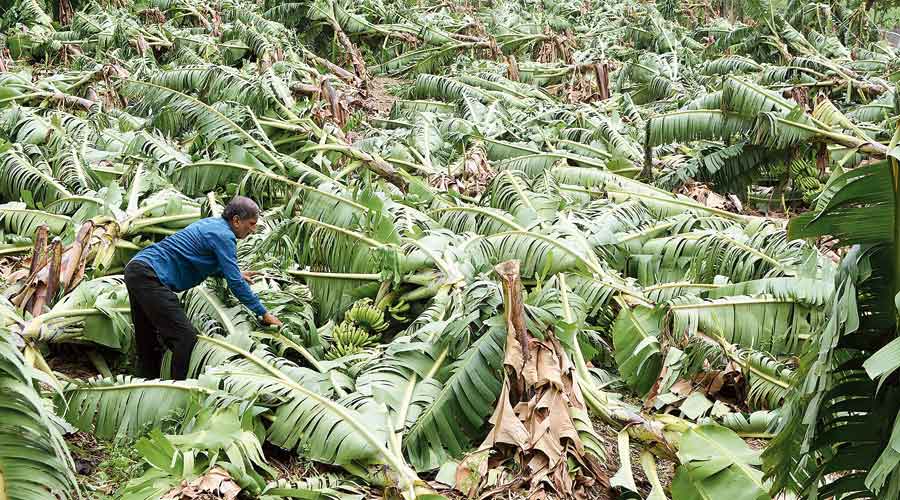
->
[222, 196, 260, 239]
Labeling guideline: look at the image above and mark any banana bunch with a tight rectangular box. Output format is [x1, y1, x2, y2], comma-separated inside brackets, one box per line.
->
[789, 158, 823, 203]
[345, 299, 388, 333]
[333, 321, 377, 348]
[324, 322, 376, 361]
[323, 299, 395, 360]
[324, 341, 364, 360]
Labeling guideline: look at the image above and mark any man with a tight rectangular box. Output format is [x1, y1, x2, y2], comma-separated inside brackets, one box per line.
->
[124, 196, 282, 380]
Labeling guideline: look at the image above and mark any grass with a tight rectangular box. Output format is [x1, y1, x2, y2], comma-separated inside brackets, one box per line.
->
[66, 432, 144, 498]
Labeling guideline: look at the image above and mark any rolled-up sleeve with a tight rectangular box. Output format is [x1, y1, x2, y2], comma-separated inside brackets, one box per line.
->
[211, 233, 267, 317]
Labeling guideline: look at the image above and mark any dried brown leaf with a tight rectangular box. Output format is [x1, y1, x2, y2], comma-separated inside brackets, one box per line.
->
[482, 382, 530, 449]
[162, 467, 240, 500]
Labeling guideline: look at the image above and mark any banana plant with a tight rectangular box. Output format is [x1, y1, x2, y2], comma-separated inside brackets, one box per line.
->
[0, 331, 78, 500]
[0, 0, 898, 499]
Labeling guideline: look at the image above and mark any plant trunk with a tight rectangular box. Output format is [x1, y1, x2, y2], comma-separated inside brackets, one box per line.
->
[458, 260, 608, 498]
[30, 238, 63, 316]
[303, 49, 361, 86]
[322, 79, 347, 127]
[594, 61, 610, 100]
[59, 222, 93, 292]
[329, 20, 369, 81]
[350, 149, 409, 192]
[497, 260, 530, 400]
[57, 0, 75, 26]
[642, 119, 653, 179]
[27, 225, 49, 280]
[506, 55, 520, 81]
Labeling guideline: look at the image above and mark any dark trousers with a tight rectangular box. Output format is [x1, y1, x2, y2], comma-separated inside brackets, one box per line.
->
[123, 260, 197, 380]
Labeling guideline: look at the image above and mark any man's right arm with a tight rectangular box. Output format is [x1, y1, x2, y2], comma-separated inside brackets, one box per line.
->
[210, 232, 268, 318]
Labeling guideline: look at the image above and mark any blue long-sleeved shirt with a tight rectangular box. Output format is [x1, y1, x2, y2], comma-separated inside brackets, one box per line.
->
[132, 217, 267, 317]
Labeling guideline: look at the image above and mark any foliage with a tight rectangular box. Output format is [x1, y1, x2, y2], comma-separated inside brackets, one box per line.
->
[0, 0, 897, 498]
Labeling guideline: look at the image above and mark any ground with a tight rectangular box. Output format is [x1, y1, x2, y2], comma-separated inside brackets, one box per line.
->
[68, 431, 144, 498]
[63, 398, 677, 499]
[361, 77, 405, 118]
[66, 433, 354, 498]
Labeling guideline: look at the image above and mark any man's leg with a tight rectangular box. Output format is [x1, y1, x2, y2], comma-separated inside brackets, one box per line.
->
[157, 307, 198, 380]
[123, 261, 198, 380]
[124, 262, 163, 378]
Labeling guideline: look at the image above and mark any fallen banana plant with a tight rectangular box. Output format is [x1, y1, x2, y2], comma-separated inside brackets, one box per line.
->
[0, 0, 897, 498]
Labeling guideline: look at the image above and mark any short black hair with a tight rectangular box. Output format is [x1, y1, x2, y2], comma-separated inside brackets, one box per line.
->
[222, 196, 260, 222]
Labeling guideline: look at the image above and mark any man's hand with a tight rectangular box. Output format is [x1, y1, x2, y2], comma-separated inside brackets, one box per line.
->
[241, 271, 259, 285]
[261, 312, 283, 327]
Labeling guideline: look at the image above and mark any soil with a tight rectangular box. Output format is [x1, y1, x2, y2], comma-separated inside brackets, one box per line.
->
[358, 76, 407, 118]
[48, 345, 102, 380]
[590, 414, 677, 499]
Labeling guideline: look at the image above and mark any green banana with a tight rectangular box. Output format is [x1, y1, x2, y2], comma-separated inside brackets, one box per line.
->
[345, 298, 389, 333]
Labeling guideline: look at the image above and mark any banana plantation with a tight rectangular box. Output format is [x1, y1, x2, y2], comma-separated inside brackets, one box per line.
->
[1, 0, 899, 498]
